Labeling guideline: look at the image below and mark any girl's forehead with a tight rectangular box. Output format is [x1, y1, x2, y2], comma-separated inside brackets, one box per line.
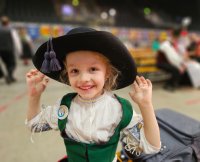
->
[66, 51, 108, 63]
[67, 50, 102, 57]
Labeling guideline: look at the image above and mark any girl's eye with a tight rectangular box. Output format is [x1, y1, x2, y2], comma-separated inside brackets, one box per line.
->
[90, 67, 98, 72]
[70, 69, 79, 74]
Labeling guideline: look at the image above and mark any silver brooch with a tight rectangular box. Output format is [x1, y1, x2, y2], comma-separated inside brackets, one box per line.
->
[57, 105, 68, 120]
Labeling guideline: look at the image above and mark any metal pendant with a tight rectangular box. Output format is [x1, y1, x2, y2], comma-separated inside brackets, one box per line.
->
[57, 105, 68, 120]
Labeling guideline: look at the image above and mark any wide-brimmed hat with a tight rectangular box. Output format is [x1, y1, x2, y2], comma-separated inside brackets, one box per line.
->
[32, 27, 137, 89]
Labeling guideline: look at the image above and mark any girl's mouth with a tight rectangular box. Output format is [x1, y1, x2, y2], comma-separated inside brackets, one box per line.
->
[79, 85, 94, 90]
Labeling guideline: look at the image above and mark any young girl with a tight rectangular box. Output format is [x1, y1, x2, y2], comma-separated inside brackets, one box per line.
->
[26, 27, 160, 162]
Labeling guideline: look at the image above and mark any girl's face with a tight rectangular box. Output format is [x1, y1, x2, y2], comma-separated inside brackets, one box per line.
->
[65, 51, 108, 100]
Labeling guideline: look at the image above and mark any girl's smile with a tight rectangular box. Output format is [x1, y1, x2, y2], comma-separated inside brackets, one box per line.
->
[78, 85, 95, 90]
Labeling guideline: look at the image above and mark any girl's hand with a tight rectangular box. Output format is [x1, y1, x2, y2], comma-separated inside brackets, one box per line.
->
[129, 76, 152, 106]
[26, 69, 49, 97]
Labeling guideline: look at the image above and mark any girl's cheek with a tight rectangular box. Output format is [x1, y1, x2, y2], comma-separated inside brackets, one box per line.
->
[68, 77, 76, 84]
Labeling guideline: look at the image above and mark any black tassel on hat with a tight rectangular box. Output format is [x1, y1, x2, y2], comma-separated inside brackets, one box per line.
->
[40, 38, 61, 73]
[40, 39, 50, 73]
[49, 37, 61, 72]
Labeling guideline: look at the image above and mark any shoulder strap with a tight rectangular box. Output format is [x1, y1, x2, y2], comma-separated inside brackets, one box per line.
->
[60, 93, 77, 107]
[115, 94, 133, 130]
[58, 93, 77, 131]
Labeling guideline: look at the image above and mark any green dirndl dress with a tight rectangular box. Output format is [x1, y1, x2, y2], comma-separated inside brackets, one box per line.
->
[58, 93, 133, 162]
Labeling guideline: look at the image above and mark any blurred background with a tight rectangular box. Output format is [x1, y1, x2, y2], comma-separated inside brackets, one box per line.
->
[0, 0, 200, 162]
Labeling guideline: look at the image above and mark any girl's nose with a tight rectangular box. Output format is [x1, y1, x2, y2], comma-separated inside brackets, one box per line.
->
[79, 72, 90, 82]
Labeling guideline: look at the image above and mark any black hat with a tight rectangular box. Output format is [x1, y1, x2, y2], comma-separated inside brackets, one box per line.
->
[32, 27, 137, 89]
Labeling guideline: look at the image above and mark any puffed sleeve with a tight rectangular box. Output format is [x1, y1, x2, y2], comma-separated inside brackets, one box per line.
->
[25, 99, 61, 133]
[121, 110, 161, 156]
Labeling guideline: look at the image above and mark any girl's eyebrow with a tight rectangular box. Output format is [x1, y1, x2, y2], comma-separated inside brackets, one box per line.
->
[89, 61, 102, 65]
[67, 64, 76, 67]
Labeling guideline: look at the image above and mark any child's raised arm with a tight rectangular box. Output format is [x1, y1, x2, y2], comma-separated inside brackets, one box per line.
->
[129, 76, 160, 149]
[26, 69, 49, 121]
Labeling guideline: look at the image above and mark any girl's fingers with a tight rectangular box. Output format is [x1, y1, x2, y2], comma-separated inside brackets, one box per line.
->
[133, 81, 140, 92]
[26, 72, 36, 85]
[34, 73, 45, 83]
[26, 69, 38, 79]
[26, 73, 32, 79]
[136, 76, 142, 86]
[43, 77, 49, 86]
[146, 79, 152, 87]
[136, 75, 148, 87]
[26, 70, 45, 84]
[140, 76, 147, 84]
[38, 77, 49, 92]
[30, 69, 38, 74]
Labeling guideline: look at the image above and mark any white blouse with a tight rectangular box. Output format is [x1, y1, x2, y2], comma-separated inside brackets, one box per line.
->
[26, 91, 160, 158]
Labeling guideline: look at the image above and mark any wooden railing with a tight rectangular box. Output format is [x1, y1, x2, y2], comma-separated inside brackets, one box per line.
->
[129, 48, 170, 82]
[129, 48, 158, 73]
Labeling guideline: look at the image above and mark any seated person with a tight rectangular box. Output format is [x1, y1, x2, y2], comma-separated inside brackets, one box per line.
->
[156, 41, 186, 91]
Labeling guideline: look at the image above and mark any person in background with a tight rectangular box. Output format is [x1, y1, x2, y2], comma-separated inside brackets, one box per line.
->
[0, 16, 22, 84]
[156, 28, 187, 91]
[151, 37, 160, 53]
[157, 27, 200, 90]
[19, 27, 34, 66]
[187, 33, 200, 63]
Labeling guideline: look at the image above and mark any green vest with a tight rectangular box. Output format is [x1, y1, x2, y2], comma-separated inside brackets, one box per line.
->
[58, 93, 133, 162]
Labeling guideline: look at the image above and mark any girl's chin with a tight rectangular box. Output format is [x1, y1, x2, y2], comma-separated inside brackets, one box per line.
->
[79, 94, 96, 100]
[75, 87, 104, 100]
[78, 91, 103, 100]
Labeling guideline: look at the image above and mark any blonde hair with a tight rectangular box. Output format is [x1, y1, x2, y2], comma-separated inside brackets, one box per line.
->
[59, 51, 121, 91]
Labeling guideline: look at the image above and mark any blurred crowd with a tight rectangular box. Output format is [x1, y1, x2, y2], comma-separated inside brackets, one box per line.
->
[0, 16, 33, 84]
[156, 27, 200, 91]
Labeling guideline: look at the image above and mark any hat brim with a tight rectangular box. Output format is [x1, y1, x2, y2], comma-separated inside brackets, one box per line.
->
[32, 31, 137, 89]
